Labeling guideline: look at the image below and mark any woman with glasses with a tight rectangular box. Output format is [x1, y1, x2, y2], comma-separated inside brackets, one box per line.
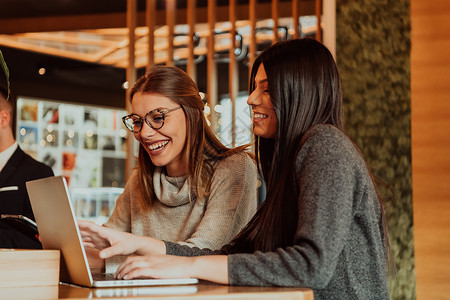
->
[80, 39, 390, 299]
[84, 65, 257, 273]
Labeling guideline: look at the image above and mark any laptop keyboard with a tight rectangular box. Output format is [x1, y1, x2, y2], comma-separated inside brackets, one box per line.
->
[92, 272, 117, 281]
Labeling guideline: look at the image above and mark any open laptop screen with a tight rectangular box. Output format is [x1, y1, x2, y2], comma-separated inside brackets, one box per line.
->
[26, 176, 198, 288]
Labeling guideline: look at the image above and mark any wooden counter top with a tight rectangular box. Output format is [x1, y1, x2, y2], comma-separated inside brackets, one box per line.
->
[2, 281, 314, 300]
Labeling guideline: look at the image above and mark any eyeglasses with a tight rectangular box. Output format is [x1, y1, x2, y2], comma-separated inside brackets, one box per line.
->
[122, 106, 181, 133]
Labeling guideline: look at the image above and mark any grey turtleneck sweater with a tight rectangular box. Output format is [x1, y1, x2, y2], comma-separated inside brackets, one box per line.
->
[165, 125, 390, 300]
[104, 151, 257, 273]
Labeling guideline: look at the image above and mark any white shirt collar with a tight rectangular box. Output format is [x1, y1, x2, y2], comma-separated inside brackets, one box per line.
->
[0, 141, 18, 172]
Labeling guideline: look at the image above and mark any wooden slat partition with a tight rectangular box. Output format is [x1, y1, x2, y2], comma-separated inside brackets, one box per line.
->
[187, 0, 197, 82]
[125, 0, 323, 150]
[166, 0, 176, 66]
[272, 0, 279, 44]
[146, 0, 156, 68]
[126, 0, 137, 179]
[322, 0, 335, 58]
[411, 0, 450, 299]
[292, 0, 300, 39]
[229, 0, 238, 147]
[248, 0, 257, 75]
[207, 0, 218, 131]
[315, 0, 321, 41]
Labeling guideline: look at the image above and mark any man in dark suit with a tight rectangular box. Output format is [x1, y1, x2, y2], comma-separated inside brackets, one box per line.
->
[0, 52, 54, 248]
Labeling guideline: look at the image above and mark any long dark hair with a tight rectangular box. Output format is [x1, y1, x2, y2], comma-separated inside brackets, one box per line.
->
[130, 66, 248, 210]
[227, 38, 346, 252]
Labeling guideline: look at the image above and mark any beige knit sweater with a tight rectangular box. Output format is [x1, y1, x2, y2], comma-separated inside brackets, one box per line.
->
[104, 151, 257, 272]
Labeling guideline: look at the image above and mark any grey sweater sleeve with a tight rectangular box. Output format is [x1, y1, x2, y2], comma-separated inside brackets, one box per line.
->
[165, 240, 224, 256]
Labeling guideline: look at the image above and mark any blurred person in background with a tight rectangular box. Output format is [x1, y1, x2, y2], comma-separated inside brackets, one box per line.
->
[0, 50, 54, 248]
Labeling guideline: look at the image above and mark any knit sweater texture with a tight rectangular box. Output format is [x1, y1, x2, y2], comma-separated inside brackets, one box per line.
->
[165, 125, 390, 300]
[104, 151, 257, 273]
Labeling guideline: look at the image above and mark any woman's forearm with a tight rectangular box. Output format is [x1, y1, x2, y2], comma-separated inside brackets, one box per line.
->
[115, 254, 229, 283]
[135, 235, 167, 255]
[97, 233, 167, 259]
[191, 255, 229, 284]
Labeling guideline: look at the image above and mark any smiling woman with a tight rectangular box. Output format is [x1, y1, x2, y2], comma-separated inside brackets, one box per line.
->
[84, 65, 258, 274]
[246, 64, 277, 139]
[128, 93, 187, 177]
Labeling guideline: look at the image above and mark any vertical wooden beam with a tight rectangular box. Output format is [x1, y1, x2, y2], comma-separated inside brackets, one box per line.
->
[315, 0, 322, 42]
[248, 0, 257, 75]
[411, 0, 450, 298]
[272, 0, 279, 44]
[322, 0, 336, 58]
[207, 0, 218, 132]
[166, 0, 176, 66]
[229, 0, 238, 147]
[248, 0, 257, 151]
[292, 0, 299, 39]
[126, 0, 137, 180]
[146, 0, 156, 69]
[187, 0, 197, 82]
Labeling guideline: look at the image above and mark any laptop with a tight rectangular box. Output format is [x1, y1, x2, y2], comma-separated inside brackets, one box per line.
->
[26, 176, 198, 288]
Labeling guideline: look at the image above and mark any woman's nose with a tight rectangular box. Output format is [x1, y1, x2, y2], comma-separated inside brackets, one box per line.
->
[138, 121, 158, 138]
[247, 90, 259, 106]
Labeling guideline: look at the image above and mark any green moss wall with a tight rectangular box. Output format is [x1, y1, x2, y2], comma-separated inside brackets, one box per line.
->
[336, 1, 414, 299]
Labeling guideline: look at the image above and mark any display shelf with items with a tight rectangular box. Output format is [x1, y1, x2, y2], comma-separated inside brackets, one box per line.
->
[16, 97, 131, 220]
[70, 187, 124, 225]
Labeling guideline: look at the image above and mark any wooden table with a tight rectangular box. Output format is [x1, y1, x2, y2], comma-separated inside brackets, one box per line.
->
[2, 281, 314, 300]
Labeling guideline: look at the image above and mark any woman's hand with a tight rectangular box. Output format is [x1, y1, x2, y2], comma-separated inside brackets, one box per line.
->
[78, 220, 116, 250]
[116, 255, 196, 280]
[77, 220, 166, 259]
[115, 254, 229, 284]
[84, 246, 105, 270]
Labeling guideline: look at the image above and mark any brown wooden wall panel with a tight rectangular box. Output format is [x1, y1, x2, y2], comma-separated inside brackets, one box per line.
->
[411, 0, 450, 299]
[0, 2, 316, 34]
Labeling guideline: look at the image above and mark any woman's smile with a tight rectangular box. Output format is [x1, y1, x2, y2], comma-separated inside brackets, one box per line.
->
[146, 139, 170, 152]
[253, 112, 269, 121]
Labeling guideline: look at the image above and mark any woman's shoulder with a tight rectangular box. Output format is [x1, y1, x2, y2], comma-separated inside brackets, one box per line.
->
[298, 124, 363, 164]
[302, 124, 346, 141]
[300, 124, 354, 150]
[212, 151, 256, 180]
[218, 150, 255, 167]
